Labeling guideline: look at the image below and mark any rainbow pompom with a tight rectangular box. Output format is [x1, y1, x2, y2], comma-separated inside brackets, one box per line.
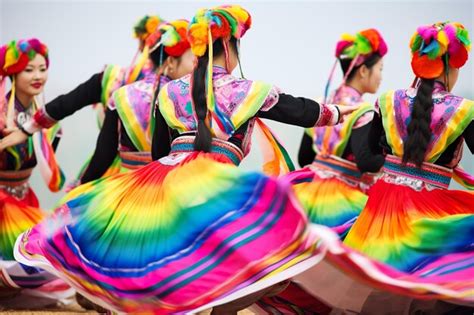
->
[133, 15, 164, 41]
[145, 19, 190, 57]
[335, 28, 387, 59]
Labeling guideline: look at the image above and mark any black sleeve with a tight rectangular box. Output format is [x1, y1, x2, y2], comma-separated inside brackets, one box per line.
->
[45, 72, 103, 120]
[298, 132, 316, 167]
[81, 109, 119, 183]
[350, 122, 385, 173]
[368, 113, 385, 155]
[151, 105, 172, 161]
[257, 93, 321, 127]
[463, 121, 474, 154]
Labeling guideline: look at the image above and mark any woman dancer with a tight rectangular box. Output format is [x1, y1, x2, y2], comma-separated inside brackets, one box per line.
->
[293, 29, 387, 239]
[309, 21, 474, 305]
[0, 38, 69, 298]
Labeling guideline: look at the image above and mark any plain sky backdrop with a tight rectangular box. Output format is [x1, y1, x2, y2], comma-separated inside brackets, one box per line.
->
[1, 0, 473, 208]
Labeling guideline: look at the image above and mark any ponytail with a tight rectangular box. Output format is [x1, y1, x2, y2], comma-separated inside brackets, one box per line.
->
[192, 54, 212, 152]
[191, 37, 238, 152]
[402, 79, 435, 167]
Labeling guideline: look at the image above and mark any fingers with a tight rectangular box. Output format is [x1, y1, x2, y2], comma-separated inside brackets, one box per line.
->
[338, 105, 357, 115]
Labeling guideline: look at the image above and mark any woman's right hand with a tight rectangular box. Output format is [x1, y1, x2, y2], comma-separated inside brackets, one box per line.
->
[336, 104, 358, 123]
[0, 128, 29, 152]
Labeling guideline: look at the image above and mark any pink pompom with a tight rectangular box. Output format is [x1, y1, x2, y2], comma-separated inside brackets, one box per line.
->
[448, 38, 462, 55]
[444, 24, 458, 44]
[28, 38, 42, 51]
[335, 40, 352, 57]
[417, 25, 437, 42]
[378, 36, 388, 56]
[0, 46, 5, 68]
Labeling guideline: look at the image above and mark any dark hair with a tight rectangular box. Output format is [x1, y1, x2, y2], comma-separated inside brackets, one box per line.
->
[149, 46, 170, 70]
[402, 78, 435, 167]
[339, 53, 381, 82]
[192, 37, 238, 152]
[149, 46, 170, 124]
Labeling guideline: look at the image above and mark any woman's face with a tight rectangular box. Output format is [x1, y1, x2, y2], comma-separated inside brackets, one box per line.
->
[362, 58, 384, 94]
[15, 54, 48, 97]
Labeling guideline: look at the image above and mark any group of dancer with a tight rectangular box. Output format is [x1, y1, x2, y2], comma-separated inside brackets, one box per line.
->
[0, 4, 472, 314]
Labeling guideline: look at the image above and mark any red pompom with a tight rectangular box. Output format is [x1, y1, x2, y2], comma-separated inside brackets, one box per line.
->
[210, 12, 231, 39]
[360, 29, 380, 52]
[449, 45, 468, 68]
[165, 41, 190, 57]
[411, 52, 444, 79]
[4, 54, 29, 76]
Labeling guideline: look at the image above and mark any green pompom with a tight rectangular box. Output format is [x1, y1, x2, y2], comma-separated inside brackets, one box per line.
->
[457, 28, 471, 46]
[215, 9, 237, 36]
[355, 33, 372, 55]
[411, 35, 423, 53]
[27, 49, 36, 60]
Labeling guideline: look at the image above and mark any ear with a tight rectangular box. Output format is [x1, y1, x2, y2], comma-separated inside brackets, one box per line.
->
[358, 64, 369, 79]
[168, 57, 179, 73]
[160, 57, 172, 74]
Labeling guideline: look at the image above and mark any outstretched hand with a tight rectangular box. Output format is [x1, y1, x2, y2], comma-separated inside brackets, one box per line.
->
[336, 104, 358, 123]
[0, 128, 29, 152]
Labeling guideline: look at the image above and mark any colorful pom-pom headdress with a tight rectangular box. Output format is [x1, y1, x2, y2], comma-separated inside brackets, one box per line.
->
[410, 22, 471, 86]
[126, 15, 165, 84]
[146, 19, 191, 60]
[324, 28, 388, 103]
[0, 38, 49, 129]
[133, 15, 163, 41]
[187, 4, 251, 133]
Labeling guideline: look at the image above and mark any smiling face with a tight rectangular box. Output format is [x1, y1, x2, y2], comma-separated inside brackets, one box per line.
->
[14, 54, 48, 99]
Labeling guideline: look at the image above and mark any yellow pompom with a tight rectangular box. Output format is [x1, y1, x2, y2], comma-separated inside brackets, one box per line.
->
[4, 47, 19, 69]
[171, 19, 188, 30]
[437, 30, 449, 56]
[340, 33, 355, 42]
[189, 22, 209, 57]
[409, 32, 418, 50]
[146, 17, 160, 35]
[224, 5, 249, 23]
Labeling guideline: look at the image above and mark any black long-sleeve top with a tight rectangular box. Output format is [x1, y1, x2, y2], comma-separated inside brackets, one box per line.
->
[297, 119, 385, 173]
[368, 114, 474, 166]
[44, 73, 103, 121]
[80, 108, 143, 183]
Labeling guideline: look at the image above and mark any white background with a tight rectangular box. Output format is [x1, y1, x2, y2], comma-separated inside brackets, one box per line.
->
[1, 0, 473, 209]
